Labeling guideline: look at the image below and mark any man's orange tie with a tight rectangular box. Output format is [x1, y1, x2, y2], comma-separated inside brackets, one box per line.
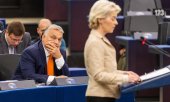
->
[47, 55, 54, 75]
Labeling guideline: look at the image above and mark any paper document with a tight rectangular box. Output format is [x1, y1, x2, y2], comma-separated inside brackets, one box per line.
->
[140, 65, 170, 81]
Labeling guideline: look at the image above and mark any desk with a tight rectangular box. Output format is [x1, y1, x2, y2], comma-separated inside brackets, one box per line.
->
[69, 67, 87, 77]
[0, 85, 87, 102]
[0, 85, 134, 102]
[148, 45, 170, 102]
[0, 86, 57, 102]
[122, 73, 170, 93]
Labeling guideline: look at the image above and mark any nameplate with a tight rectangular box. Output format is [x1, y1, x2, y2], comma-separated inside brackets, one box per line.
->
[0, 80, 36, 90]
[50, 76, 88, 86]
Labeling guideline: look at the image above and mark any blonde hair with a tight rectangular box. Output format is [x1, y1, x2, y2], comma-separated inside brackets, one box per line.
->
[88, 0, 121, 29]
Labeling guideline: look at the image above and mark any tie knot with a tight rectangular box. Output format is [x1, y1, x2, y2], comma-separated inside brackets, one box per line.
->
[48, 54, 53, 58]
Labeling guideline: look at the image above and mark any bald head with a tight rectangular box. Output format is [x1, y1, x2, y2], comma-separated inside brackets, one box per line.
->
[37, 19, 52, 37]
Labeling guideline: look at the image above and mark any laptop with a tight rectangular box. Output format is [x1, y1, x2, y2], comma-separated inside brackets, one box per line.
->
[0, 54, 21, 81]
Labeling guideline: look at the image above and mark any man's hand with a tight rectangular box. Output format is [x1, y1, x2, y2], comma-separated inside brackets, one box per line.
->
[45, 41, 62, 58]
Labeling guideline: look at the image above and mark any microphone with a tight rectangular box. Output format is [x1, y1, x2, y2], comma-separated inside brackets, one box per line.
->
[140, 36, 170, 57]
[141, 36, 147, 45]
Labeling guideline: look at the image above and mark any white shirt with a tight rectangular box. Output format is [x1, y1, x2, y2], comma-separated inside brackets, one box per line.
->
[8, 46, 15, 54]
[5, 34, 15, 54]
[43, 46, 65, 85]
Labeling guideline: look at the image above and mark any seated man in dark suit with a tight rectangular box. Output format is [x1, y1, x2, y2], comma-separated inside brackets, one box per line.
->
[0, 21, 31, 54]
[14, 24, 69, 85]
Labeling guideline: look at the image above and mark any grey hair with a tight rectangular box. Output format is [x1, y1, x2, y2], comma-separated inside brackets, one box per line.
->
[88, 0, 121, 29]
[44, 24, 64, 36]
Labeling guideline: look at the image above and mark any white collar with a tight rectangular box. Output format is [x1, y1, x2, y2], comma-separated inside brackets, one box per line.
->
[43, 44, 50, 57]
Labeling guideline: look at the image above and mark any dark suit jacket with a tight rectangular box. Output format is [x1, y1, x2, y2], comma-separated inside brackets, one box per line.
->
[0, 32, 31, 54]
[14, 40, 69, 83]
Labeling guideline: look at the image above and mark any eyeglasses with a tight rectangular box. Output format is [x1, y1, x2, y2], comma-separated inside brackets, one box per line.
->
[8, 35, 23, 43]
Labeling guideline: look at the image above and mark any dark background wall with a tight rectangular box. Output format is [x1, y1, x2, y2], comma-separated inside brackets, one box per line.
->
[162, 0, 170, 15]
[44, 0, 68, 21]
[0, 0, 44, 17]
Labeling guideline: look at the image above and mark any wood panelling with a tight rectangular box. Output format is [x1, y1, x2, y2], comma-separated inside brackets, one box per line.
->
[69, 0, 124, 52]
[0, 0, 44, 17]
[44, 0, 68, 21]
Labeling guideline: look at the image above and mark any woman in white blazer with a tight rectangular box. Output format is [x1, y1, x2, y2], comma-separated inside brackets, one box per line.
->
[84, 0, 141, 102]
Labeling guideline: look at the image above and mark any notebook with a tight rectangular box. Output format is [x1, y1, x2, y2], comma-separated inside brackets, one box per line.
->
[140, 65, 170, 81]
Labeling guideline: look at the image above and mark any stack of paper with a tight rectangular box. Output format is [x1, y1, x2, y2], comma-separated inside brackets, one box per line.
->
[140, 65, 170, 81]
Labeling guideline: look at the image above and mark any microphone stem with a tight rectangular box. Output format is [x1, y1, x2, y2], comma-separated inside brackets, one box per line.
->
[144, 41, 170, 57]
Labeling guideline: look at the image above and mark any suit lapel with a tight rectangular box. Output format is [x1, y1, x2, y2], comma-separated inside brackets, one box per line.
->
[102, 37, 112, 47]
[1, 33, 9, 53]
[15, 34, 25, 54]
[91, 30, 113, 47]
[38, 41, 47, 72]
[15, 45, 20, 54]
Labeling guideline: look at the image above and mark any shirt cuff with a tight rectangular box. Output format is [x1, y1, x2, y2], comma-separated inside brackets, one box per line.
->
[46, 76, 55, 85]
[122, 74, 129, 84]
[55, 56, 65, 70]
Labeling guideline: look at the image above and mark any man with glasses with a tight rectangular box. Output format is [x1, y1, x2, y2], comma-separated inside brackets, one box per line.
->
[14, 24, 69, 84]
[0, 21, 31, 54]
